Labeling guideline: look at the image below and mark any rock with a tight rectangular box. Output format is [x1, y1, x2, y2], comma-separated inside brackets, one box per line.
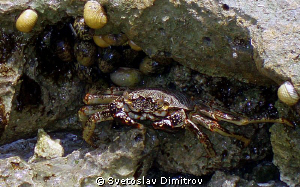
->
[0, 0, 297, 137]
[153, 71, 282, 176]
[0, 156, 34, 187]
[208, 171, 257, 187]
[0, 70, 85, 144]
[0, 138, 36, 160]
[0, 0, 298, 86]
[171, 65, 192, 91]
[0, 30, 24, 140]
[270, 123, 300, 187]
[0, 25, 87, 144]
[250, 162, 280, 183]
[155, 123, 272, 176]
[0, 129, 159, 186]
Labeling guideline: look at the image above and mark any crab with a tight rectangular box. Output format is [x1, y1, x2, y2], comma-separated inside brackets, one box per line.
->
[78, 87, 294, 157]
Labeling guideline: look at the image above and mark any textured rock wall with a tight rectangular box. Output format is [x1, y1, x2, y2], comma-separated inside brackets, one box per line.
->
[1, 0, 299, 86]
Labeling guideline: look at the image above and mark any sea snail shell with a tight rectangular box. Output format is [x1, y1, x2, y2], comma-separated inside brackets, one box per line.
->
[55, 39, 74, 62]
[110, 67, 142, 87]
[128, 40, 142, 51]
[139, 57, 164, 75]
[93, 35, 110, 48]
[84, 1, 107, 29]
[277, 81, 300, 106]
[74, 41, 96, 67]
[16, 9, 38, 33]
[102, 33, 128, 46]
[73, 17, 94, 40]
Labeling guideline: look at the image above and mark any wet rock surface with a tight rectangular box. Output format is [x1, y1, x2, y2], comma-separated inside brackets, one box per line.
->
[0, 0, 298, 86]
[0, 129, 158, 186]
[154, 73, 282, 176]
[270, 123, 300, 187]
[208, 171, 257, 187]
[0, 0, 299, 186]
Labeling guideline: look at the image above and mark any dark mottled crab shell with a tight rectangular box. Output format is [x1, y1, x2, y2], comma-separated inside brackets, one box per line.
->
[127, 88, 192, 110]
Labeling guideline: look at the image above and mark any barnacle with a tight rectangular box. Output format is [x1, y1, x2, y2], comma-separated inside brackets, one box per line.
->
[16, 9, 38, 33]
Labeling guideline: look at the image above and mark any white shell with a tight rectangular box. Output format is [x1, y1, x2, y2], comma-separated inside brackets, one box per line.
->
[278, 81, 299, 106]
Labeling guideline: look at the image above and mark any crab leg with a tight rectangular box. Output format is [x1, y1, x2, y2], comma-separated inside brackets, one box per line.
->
[151, 109, 186, 130]
[114, 111, 144, 129]
[78, 105, 109, 124]
[151, 110, 216, 157]
[186, 119, 216, 157]
[191, 114, 250, 146]
[152, 118, 216, 157]
[83, 109, 113, 145]
[83, 87, 129, 105]
[84, 93, 120, 105]
[101, 87, 129, 95]
[194, 104, 294, 127]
